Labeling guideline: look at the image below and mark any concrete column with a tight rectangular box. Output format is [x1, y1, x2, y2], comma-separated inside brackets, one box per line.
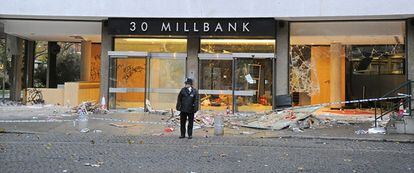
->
[100, 21, 113, 105]
[24, 40, 35, 89]
[330, 43, 342, 109]
[80, 40, 92, 81]
[275, 21, 290, 108]
[186, 36, 200, 88]
[407, 19, 414, 114]
[6, 35, 24, 101]
[46, 42, 59, 88]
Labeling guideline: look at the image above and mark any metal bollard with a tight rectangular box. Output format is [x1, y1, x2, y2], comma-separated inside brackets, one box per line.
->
[214, 115, 224, 136]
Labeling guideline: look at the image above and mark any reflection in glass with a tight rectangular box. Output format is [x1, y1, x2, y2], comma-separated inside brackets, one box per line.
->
[111, 38, 187, 110]
[148, 58, 186, 110]
[199, 60, 233, 111]
[114, 38, 187, 53]
[109, 57, 146, 109]
[348, 45, 405, 75]
[200, 39, 275, 53]
[235, 58, 273, 112]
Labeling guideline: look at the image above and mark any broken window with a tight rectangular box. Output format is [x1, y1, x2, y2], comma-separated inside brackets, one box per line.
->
[290, 21, 406, 106]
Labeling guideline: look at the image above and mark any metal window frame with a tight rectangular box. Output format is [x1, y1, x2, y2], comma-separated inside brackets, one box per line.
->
[108, 51, 188, 110]
[198, 53, 275, 112]
[108, 51, 148, 58]
[232, 53, 275, 58]
[198, 53, 233, 60]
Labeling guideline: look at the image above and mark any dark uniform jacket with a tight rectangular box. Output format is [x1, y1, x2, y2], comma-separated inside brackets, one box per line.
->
[176, 87, 199, 113]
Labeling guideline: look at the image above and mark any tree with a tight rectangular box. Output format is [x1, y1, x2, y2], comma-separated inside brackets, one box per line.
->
[33, 42, 80, 87]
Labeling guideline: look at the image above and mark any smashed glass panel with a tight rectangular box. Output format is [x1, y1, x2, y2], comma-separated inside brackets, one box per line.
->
[289, 45, 320, 96]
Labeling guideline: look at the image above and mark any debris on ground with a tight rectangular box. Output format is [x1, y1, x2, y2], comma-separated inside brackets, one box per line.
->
[109, 122, 136, 128]
[93, 129, 102, 133]
[167, 110, 218, 128]
[72, 101, 109, 115]
[355, 129, 368, 135]
[240, 131, 256, 135]
[152, 133, 164, 136]
[164, 127, 174, 132]
[368, 127, 386, 134]
[126, 107, 145, 112]
[127, 139, 134, 144]
[239, 106, 321, 130]
[45, 143, 52, 150]
[84, 161, 104, 167]
[145, 99, 169, 115]
[0, 100, 22, 106]
[150, 104, 381, 134]
[80, 128, 90, 133]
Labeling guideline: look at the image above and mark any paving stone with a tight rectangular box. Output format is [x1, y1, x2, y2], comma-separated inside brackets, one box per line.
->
[0, 133, 413, 173]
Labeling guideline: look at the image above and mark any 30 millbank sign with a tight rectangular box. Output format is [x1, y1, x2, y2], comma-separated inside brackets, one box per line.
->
[108, 18, 276, 37]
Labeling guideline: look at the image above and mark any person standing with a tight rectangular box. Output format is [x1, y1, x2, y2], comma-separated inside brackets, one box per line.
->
[176, 78, 199, 139]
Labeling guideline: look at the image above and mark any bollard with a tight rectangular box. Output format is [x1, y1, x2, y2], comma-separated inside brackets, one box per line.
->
[214, 115, 224, 136]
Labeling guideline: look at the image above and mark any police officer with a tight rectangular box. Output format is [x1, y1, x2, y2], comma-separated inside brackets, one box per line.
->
[176, 78, 199, 139]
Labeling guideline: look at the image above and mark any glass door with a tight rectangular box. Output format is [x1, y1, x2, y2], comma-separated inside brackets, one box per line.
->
[148, 53, 186, 110]
[199, 53, 233, 111]
[234, 53, 274, 112]
[109, 51, 148, 109]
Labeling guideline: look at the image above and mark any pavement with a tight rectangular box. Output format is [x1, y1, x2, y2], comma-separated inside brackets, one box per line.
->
[1, 105, 414, 172]
[1, 133, 413, 173]
[0, 108, 413, 143]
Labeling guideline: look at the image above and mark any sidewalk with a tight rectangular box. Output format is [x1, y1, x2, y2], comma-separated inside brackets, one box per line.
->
[1, 107, 413, 143]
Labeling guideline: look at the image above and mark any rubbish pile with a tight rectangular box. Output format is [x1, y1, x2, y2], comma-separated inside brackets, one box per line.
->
[145, 100, 172, 115]
[164, 106, 335, 132]
[158, 104, 383, 134]
[71, 101, 109, 115]
[237, 106, 323, 131]
[0, 99, 22, 106]
[166, 110, 216, 129]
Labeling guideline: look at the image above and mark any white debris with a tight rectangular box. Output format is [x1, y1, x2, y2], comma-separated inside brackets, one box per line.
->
[368, 127, 386, 134]
[80, 128, 90, 133]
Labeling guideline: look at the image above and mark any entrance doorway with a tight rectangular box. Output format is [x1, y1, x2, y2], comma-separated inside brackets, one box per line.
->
[198, 53, 274, 113]
[198, 38, 275, 112]
[108, 51, 186, 110]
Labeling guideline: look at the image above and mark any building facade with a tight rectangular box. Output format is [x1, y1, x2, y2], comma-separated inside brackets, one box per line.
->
[1, 0, 414, 112]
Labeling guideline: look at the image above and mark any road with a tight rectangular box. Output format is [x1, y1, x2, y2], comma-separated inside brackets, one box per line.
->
[0, 133, 413, 173]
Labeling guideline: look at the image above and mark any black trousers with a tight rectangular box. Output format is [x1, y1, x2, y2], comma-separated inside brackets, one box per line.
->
[180, 112, 194, 137]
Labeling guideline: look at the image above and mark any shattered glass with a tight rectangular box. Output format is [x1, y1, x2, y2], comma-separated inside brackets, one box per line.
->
[289, 45, 320, 96]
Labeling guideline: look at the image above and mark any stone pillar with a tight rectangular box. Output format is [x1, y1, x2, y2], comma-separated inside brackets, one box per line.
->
[80, 40, 92, 81]
[24, 40, 35, 89]
[407, 19, 414, 114]
[47, 42, 59, 88]
[100, 21, 113, 105]
[275, 21, 290, 108]
[186, 36, 200, 88]
[330, 43, 342, 109]
[7, 35, 24, 101]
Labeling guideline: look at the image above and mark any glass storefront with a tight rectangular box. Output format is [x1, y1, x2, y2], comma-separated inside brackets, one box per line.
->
[199, 39, 275, 112]
[199, 59, 233, 111]
[109, 56, 147, 109]
[109, 37, 276, 112]
[148, 55, 186, 110]
[289, 21, 406, 106]
[106, 18, 277, 112]
[234, 58, 273, 112]
[109, 38, 187, 109]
